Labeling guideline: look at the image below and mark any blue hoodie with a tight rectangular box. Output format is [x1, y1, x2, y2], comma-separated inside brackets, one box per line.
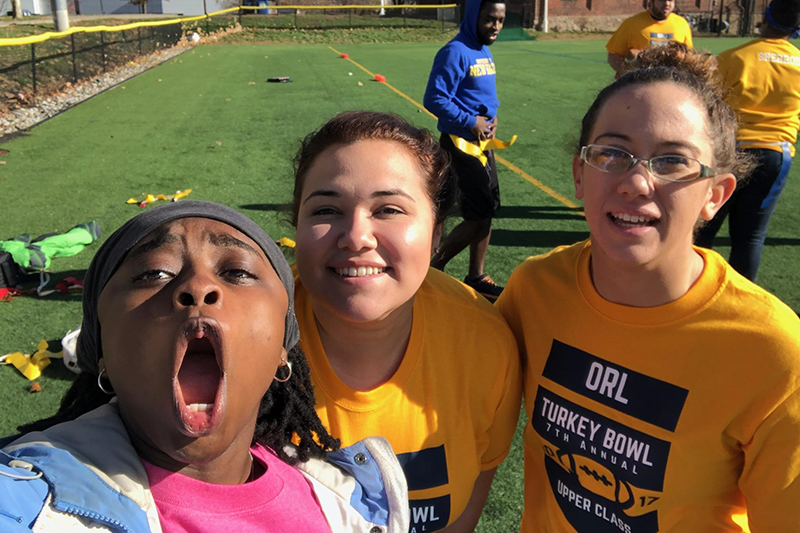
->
[424, 0, 500, 141]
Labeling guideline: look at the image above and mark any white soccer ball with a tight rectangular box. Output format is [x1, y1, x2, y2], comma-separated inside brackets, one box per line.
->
[190, 32, 200, 43]
[348, 72, 353, 76]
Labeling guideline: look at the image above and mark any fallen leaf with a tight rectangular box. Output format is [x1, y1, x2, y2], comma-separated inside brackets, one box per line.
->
[225, 98, 231, 101]
[215, 141, 222, 146]
[531, 129, 537, 133]
[30, 382, 42, 393]
[264, 56, 269, 58]
[158, 79, 162, 82]
[0, 149, 8, 156]
[0, 161, 6, 165]
[522, 103, 527, 106]
[121, 86, 126, 90]
[248, 81, 256, 85]
[358, 81, 363, 86]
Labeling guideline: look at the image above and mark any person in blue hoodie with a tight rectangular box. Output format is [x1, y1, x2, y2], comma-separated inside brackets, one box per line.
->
[425, 0, 506, 300]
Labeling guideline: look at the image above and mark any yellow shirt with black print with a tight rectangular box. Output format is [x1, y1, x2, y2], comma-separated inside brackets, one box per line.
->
[497, 240, 800, 533]
[718, 38, 800, 156]
[606, 11, 693, 56]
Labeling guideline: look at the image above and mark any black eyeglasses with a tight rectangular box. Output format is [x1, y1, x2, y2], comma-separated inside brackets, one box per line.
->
[580, 144, 716, 183]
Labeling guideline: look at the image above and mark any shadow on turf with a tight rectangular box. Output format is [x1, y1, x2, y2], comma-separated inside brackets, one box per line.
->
[15, 269, 87, 303]
[495, 205, 585, 221]
[492, 229, 590, 248]
[38, 361, 78, 384]
[711, 237, 800, 247]
[239, 203, 289, 213]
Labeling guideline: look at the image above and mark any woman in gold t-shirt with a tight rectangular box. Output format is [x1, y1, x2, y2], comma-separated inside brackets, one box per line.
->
[498, 44, 800, 533]
[288, 111, 521, 533]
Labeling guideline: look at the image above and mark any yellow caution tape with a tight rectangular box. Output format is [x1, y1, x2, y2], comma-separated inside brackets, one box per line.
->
[2, 340, 62, 381]
[127, 189, 192, 205]
[0, 4, 456, 47]
[0, 9, 237, 47]
[449, 134, 517, 166]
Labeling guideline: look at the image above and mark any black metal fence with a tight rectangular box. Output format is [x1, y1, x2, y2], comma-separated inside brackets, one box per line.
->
[0, 22, 181, 114]
[213, 6, 461, 31]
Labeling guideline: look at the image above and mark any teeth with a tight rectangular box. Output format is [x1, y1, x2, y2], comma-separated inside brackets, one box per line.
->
[335, 266, 385, 277]
[187, 403, 212, 412]
[611, 212, 655, 225]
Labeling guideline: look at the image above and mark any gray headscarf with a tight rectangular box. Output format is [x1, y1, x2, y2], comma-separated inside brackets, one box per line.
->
[77, 200, 299, 375]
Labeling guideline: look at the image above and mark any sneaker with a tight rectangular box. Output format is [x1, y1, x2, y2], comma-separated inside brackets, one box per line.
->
[464, 273, 504, 301]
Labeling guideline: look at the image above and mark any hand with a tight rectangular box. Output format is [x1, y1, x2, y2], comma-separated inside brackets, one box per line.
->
[625, 49, 642, 62]
[486, 116, 498, 139]
[471, 115, 492, 141]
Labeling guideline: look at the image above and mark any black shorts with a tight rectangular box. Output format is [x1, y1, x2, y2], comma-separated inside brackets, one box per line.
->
[440, 133, 500, 221]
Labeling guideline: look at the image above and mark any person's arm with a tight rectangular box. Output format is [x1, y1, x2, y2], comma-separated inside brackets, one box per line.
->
[715, 51, 731, 92]
[739, 385, 800, 531]
[440, 324, 522, 532]
[437, 468, 498, 533]
[424, 47, 477, 134]
[606, 21, 631, 77]
[472, 116, 493, 141]
[684, 19, 694, 48]
[485, 116, 498, 140]
[738, 314, 800, 532]
[608, 53, 625, 77]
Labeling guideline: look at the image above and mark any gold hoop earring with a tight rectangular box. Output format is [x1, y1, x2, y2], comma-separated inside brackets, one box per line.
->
[274, 357, 292, 383]
[97, 369, 115, 395]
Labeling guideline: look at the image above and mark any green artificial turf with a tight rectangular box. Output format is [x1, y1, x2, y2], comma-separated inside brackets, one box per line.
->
[0, 37, 797, 532]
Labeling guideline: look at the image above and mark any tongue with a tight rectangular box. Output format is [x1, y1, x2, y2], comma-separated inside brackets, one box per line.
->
[178, 353, 220, 405]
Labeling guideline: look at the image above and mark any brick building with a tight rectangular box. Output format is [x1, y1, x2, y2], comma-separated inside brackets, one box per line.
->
[465, 0, 766, 34]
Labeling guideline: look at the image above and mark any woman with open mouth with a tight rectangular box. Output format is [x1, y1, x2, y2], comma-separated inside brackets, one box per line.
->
[497, 44, 800, 533]
[0, 201, 408, 533]
[290, 111, 522, 533]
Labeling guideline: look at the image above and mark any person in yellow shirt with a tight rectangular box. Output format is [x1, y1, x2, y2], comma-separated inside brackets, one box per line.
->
[289, 110, 522, 533]
[498, 44, 800, 533]
[695, 0, 800, 281]
[606, 0, 693, 77]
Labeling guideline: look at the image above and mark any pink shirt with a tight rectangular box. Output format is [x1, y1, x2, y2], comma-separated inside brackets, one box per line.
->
[142, 444, 331, 533]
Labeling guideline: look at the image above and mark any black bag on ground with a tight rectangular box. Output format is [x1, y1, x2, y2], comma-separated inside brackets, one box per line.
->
[0, 251, 22, 290]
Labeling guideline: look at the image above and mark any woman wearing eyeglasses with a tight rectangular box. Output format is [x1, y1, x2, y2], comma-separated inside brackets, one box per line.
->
[497, 43, 800, 533]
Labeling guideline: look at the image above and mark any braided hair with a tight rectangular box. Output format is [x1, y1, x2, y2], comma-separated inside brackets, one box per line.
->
[18, 344, 339, 464]
[253, 344, 340, 464]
